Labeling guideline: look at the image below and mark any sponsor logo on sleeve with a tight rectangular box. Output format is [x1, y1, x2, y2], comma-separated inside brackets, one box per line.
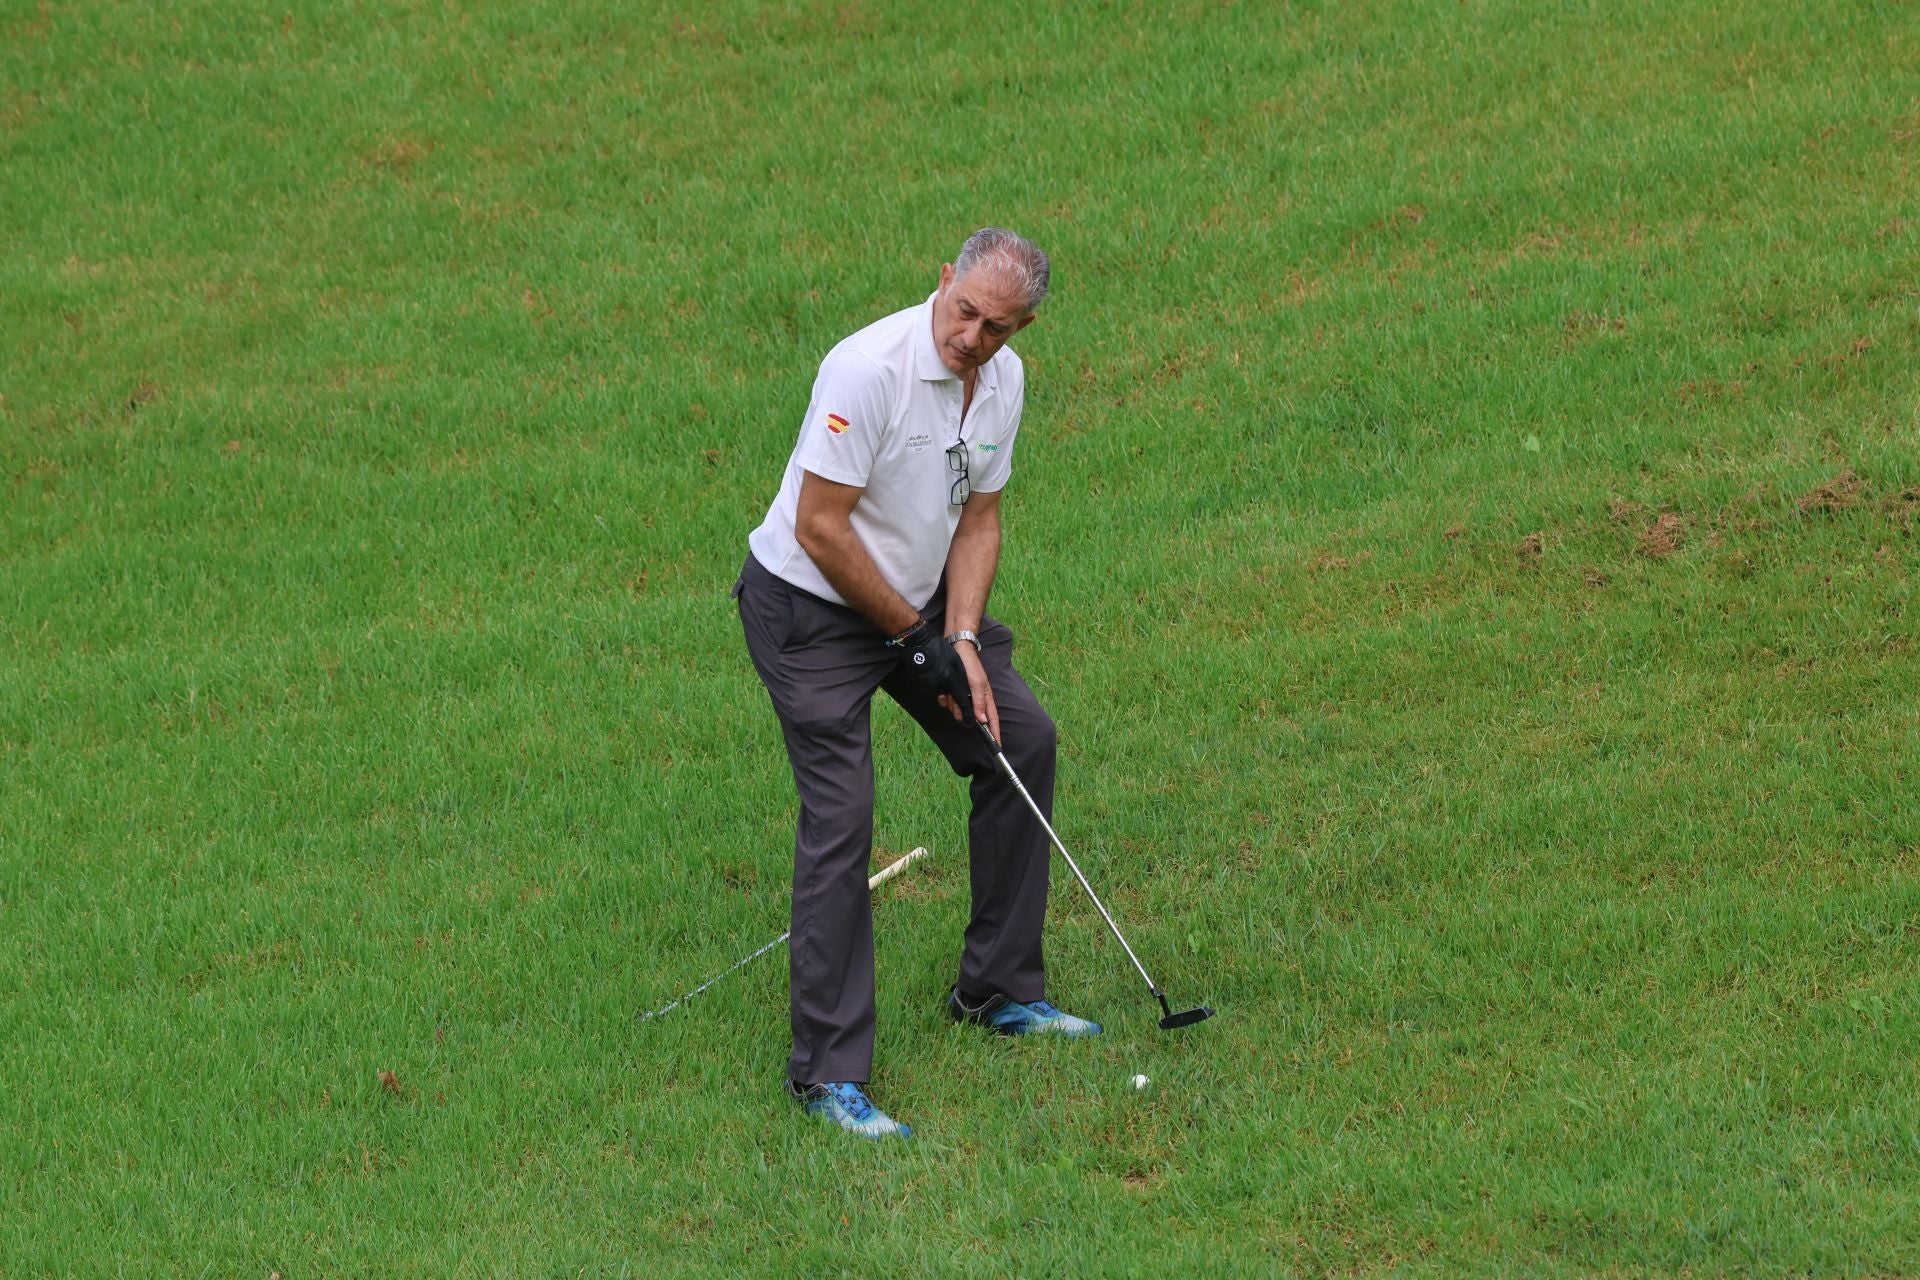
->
[824, 413, 849, 435]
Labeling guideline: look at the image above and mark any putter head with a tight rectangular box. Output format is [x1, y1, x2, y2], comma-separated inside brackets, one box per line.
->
[1158, 1005, 1215, 1030]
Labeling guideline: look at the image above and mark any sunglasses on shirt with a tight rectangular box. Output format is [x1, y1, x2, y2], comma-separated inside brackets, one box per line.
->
[946, 440, 970, 506]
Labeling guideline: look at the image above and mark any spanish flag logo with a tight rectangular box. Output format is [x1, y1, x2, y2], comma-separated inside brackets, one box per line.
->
[825, 413, 849, 435]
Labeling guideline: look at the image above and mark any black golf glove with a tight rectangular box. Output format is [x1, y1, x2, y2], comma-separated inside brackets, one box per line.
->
[888, 617, 970, 705]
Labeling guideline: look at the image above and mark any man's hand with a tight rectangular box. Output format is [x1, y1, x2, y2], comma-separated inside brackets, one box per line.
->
[943, 641, 1001, 745]
[893, 619, 970, 709]
[940, 488, 1002, 744]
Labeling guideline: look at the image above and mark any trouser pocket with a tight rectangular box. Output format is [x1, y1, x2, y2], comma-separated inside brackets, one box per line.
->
[737, 562, 796, 653]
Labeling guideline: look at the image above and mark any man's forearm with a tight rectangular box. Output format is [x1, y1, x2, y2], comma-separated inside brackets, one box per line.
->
[798, 519, 923, 637]
[942, 505, 1001, 637]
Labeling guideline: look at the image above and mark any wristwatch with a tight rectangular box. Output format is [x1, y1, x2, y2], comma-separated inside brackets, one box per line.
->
[946, 629, 982, 653]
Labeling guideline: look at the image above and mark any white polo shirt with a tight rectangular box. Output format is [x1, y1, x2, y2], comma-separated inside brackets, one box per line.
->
[748, 292, 1025, 610]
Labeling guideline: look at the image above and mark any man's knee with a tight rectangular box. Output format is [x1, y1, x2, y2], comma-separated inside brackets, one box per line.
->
[1003, 708, 1056, 773]
[780, 709, 876, 828]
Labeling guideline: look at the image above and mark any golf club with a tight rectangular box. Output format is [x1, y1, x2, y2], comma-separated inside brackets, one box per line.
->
[971, 719, 1215, 1031]
[639, 846, 929, 1022]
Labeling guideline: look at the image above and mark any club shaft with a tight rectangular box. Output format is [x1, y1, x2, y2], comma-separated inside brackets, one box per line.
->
[640, 846, 927, 1021]
[988, 749, 1161, 998]
[640, 930, 789, 1021]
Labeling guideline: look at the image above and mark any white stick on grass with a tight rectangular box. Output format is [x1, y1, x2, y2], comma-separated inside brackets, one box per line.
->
[638, 847, 930, 1021]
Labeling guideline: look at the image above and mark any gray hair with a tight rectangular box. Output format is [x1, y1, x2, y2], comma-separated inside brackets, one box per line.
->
[953, 227, 1050, 313]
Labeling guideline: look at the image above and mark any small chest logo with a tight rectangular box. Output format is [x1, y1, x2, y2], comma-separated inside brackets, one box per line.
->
[976, 441, 999, 453]
[904, 432, 932, 454]
[824, 413, 849, 435]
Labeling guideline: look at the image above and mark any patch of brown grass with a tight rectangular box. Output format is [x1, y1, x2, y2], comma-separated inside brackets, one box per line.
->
[1798, 470, 1864, 515]
[1311, 548, 1370, 575]
[1882, 487, 1920, 526]
[1563, 309, 1626, 343]
[1513, 230, 1561, 259]
[361, 136, 434, 177]
[1637, 512, 1687, 560]
[1675, 378, 1743, 407]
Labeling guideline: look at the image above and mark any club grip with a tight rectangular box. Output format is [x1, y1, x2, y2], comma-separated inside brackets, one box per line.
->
[867, 846, 929, 890]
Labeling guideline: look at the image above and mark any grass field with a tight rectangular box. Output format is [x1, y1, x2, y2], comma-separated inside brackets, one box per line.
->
[4, 0, 1918, 1274]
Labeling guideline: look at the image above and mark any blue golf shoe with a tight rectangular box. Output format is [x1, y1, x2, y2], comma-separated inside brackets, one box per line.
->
[785, 1080, 912, 1140]
[947, 988, 1104, 1038]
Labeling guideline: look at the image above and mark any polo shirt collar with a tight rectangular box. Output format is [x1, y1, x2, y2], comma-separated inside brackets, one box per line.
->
[914, 292, 951, 382]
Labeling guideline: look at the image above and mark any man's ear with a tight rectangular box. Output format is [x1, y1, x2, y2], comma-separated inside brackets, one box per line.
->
[1014, 312, 1037, 334]
[938, 262, 955, 292]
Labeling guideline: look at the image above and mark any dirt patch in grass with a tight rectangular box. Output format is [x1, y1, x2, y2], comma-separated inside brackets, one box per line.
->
[1609, 501, 1688, 559]
[1312, 548, 1372, 574]
[1562, 309, 1626, 344]
[1676, 378, 1744, 407]
[1637, 512, 1687, 559]
[1798, 469, 1864, 515]
[361, 136, 435, 179]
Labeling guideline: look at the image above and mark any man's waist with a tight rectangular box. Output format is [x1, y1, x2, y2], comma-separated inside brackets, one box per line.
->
[743, 552, 945, 620]
[744, 552, 877, 616]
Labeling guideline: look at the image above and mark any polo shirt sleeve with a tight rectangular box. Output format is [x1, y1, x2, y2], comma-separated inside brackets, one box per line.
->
[972, 384, 1021, 494]
[790, 348, 892, 488]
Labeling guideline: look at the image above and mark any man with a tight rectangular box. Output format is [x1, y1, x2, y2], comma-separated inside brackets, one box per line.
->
[735, 227, 1099, 1141]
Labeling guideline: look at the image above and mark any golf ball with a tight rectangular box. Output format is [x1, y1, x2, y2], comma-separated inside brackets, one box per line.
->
[1130, 1073, 1150, 1091]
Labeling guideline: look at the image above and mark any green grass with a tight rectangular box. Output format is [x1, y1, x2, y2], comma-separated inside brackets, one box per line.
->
[4, 0, 1918, 1273]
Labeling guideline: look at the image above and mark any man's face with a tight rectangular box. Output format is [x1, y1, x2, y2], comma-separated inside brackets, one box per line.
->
[931, 262, 1036, 378]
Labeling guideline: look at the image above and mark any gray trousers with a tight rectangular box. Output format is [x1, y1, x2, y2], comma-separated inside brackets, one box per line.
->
[735, 554, 1056, 1085]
